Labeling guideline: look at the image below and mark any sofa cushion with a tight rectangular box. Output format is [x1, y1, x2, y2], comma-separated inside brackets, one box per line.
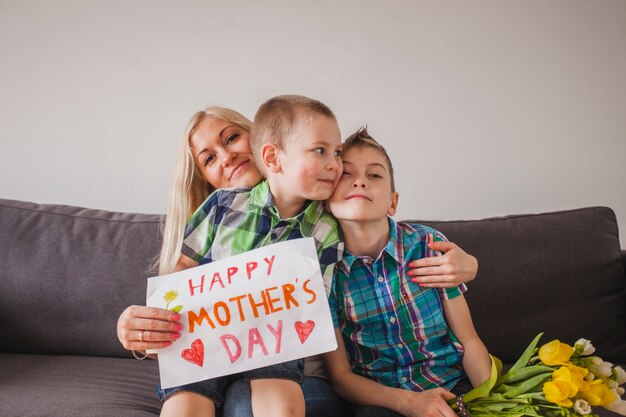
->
[0, 198, 163, 357]
[407, 207, 626, 364]
[0, 353, 161, 417]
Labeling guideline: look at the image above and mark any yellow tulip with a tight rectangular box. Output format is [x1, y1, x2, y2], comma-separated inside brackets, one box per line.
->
[579, 380, 617, 406]
[552, 367, 581, 397]
[544, 381, 574, 407]
[539, 339, 574, 366]
[566, 365, 589, 390]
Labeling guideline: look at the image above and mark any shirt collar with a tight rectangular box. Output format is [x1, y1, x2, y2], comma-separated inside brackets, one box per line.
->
[338, 216, 404, 275]
[250, 180, 274, 210]
[249, 180, 320, 234]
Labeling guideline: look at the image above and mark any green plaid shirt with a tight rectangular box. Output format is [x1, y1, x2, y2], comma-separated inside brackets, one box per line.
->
[182, 180, 343, 290]
[329, 218, 466, 391]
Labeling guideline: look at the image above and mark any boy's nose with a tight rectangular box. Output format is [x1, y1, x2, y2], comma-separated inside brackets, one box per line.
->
[352, 179, 366, 188]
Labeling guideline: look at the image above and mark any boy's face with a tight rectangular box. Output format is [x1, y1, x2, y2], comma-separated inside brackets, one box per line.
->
[329, 146, 398, 222]
[276, 114, 343, 201]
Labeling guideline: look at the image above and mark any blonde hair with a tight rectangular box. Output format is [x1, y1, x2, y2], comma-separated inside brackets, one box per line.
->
[249, 94, 335, 174]
[343, 126, 396, 192]
[156, 106, 252, 275]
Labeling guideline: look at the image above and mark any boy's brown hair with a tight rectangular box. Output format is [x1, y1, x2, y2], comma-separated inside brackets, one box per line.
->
[343, 126, 395, 192]
[250, 94, 336, 173]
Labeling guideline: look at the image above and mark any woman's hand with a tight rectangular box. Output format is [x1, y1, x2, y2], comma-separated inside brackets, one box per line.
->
[407, 241, 478, 288]
[117, 305, 182, 353]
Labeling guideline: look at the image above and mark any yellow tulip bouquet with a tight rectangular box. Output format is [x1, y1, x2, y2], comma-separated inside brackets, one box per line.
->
[449, 333, 626, 417]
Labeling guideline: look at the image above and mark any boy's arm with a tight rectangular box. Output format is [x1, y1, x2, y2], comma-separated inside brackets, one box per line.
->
[443, 294, 491, 387]
[323, 329, 457, 417]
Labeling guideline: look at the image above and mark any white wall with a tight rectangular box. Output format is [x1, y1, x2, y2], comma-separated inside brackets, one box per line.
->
[1, 1, 625, 246]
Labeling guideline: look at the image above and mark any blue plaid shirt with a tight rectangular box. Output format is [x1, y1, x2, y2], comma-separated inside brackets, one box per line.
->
[329, 218, 466, 391]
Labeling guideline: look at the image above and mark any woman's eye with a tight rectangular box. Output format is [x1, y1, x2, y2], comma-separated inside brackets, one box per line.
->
[226, 133, 239, 144]
[369, 173, 383, 179]
[341, 171, 351, 177]
[204, 154, 216, 166]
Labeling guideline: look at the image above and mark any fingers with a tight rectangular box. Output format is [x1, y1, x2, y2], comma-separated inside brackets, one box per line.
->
[427, 241, 458, 253]
[408, 389, 458, 417]
[430, 389, 457, 417]
[432, 387, 456, 401]
[408, 255, 441, 269]
[117, 305, 183, 351]
[410, 276, 458, 288]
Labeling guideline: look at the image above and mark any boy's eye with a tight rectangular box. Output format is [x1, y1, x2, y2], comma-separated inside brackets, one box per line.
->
[334, 150, 342, 157]
[226, 133, 239, 145]
[314, 148, 325, 155]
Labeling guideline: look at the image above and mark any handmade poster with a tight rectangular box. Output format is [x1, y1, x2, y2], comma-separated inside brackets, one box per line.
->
[146, 237, 337, 389]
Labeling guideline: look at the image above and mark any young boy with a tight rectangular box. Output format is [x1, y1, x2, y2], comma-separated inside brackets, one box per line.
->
[323, 128, 491, 417]
[166, 95, 344, 417]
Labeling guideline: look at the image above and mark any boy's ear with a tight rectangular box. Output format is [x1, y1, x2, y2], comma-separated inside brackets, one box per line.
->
[261, 143, 282, 173]
[387, 192, 399, 216]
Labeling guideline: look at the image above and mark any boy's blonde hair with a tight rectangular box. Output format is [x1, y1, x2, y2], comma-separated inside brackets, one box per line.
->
[249, 94, 336, 173]
[343, 127, 396, 192]
[156, 106, 252, 275]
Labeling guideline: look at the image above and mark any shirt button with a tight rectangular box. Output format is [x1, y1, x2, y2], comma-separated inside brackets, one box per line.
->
[389, 317, 396, 324]
[397, 343, 403, 349]
[401, 377, 408, 383]
[377, 276, 384, 283]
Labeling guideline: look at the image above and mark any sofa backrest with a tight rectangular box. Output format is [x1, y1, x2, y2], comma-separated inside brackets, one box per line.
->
[0, 198, 163, 358]
[2, 199, 625, 364]
[409, 206, 626, 364]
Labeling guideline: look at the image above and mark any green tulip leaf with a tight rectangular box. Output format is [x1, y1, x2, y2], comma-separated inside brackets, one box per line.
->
[508, 333, 544, 374]
[464, 355, 501, 403]
[501, 373, 551, 398]
[498, 365, 554, 385]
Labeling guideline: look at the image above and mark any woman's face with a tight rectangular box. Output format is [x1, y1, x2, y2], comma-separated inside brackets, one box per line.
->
[189, 117, 262, 189]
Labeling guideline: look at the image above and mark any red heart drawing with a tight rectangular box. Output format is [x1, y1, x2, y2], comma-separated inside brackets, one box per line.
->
[294, 320, 315, 343]
[181, 339, 204, 367]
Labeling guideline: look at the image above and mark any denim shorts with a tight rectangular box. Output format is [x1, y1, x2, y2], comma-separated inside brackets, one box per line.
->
[156, 359, 304, 406]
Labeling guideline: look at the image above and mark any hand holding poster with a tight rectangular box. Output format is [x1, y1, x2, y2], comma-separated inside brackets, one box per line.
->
[146, 238, 337, 389]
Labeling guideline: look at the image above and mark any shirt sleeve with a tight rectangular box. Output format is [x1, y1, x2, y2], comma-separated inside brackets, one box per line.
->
[315, 214, 344, 269]
[440, 283, 467, 300]
[181, 191, 221, 263]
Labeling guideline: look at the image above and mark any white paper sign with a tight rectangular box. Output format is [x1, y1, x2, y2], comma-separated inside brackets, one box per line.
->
[146, 238, 337, 389]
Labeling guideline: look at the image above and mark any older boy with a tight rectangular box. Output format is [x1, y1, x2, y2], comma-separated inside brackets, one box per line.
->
[169, 95, 344, 417]
[324, 128, 491, 417]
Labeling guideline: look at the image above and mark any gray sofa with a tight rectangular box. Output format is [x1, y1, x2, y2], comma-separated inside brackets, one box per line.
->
[1, 197, 625, 417]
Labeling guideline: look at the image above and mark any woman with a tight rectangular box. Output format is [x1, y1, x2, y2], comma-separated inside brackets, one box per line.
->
[116, 106, 478, 417]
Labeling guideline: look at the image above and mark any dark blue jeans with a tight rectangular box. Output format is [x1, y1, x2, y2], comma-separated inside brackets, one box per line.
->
[222, 375, 352, 417]
[157, 359, 303, 407]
